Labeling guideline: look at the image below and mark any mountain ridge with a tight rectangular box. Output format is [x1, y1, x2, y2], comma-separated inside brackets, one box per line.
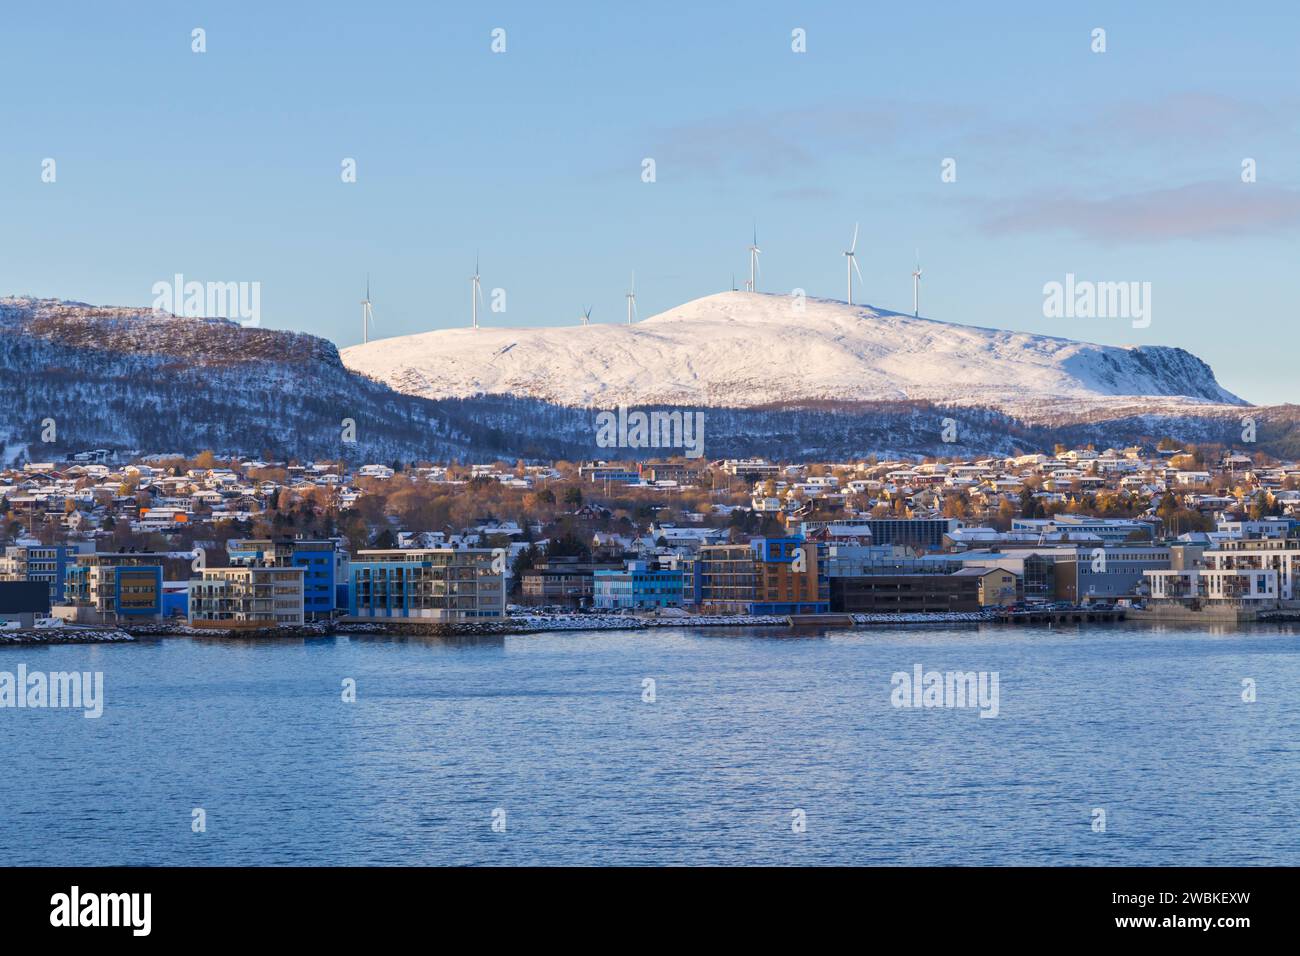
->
[2, 293, 1289, 465]
[339, 291, 1246, 413]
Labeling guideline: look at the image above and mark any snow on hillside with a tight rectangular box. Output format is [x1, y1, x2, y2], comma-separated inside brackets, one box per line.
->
[340, 292, 1246, 412]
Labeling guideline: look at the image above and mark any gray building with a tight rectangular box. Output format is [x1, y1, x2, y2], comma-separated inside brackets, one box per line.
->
[0, 581, 51, 628]
[1054, 545, 1171, 602]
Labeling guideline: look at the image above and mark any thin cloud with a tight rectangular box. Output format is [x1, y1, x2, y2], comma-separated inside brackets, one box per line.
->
[979, 181, 1300, 242]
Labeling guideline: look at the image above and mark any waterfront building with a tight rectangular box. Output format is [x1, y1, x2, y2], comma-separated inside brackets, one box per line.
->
[696, 536, 828, 615]
[520, 557, 623, 608]
[1146, 536, 1300, 608]
[593, 561, 684, 611]
[1052, 545, 1171, 602]
[188, 566, 306, 628]
[927, 549, 1057, 601]
[347, 548, 505, 621]
[953, 567, 1019, 606]
[0, 541, 89, 603]
[1207, 537, 1300, 600]
[227, 537, 347, 618]
[829, 572, 983, 613]
[61, 552, 167, 623]
[1145, 566, 1277, 607]
[0, 581, 51, 627]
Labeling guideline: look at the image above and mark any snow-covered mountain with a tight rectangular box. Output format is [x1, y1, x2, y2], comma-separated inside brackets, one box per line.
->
[340, 291, 1246, 413]
[4, 294, 1289, 465]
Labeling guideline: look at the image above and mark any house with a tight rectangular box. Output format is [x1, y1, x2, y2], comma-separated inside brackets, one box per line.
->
[952, 567, 1019, 606]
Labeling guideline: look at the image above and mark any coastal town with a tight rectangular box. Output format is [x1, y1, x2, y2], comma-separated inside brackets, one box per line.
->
[1, 439, 1297, 638]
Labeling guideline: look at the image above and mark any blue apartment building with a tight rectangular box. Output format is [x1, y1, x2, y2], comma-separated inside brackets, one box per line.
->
[593, 561, 684, 611]
[62, 553, 166, 622]
[0, 543, 84, 603]
[693, 535, 830, 615]
[227, 537, 343, 618]
[346, 548, 505, 622]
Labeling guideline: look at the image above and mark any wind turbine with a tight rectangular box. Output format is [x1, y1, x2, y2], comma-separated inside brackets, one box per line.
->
[844, 223, 863, 305]
[470, 253, 484, 329]
[626, 272, 638, 324]
[581, 306, 592, 327]
[747, 227, 761, 292]
[361, 274, 375, 343]
[911, 250, 922, 317]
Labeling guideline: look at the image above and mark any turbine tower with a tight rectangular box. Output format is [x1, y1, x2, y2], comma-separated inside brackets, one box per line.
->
[581, 306, 592, 327]
[626, 272, 638, 324]
[843, 223, 863, 305]
[746, 227, 761, 292]
[361, 275, 375, 343]
[470, 253, 484, 329]
[911, 250, 923, 317]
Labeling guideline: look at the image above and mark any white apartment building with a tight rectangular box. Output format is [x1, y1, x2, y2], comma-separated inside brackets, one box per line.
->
[1146, 537, 1300, 608]
[189, 566, 306, 628]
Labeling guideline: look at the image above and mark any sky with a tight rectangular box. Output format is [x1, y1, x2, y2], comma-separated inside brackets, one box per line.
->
[1, 1, 1298, 403]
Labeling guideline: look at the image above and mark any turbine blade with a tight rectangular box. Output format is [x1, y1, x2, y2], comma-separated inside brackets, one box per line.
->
[850, 222, 859, 253]
[852, 257, 864, 283]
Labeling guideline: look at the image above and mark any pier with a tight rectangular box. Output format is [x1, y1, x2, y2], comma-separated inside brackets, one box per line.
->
[994, 608, 1127, 625]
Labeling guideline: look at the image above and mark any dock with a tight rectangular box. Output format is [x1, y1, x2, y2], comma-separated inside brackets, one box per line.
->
[994, 608, 1127, 625]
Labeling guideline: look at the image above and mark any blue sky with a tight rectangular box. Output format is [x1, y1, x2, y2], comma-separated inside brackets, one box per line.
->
[2, 1, 1298, 403]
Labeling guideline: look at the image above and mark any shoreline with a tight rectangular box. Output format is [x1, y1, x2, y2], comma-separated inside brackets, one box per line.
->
[0, 627, 134, 646]
[97, 608, 1051, 640]
[6, 609, 1296, 645]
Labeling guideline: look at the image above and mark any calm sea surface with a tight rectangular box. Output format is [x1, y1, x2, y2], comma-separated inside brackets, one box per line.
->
[3, 622, 1298, 866]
